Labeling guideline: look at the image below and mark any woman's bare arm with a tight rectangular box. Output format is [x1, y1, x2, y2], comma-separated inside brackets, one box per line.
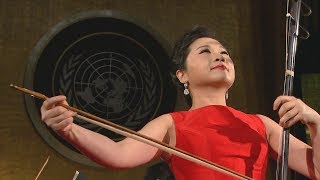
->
[258, 96, 320, 179]
[41, 95, 174, 169]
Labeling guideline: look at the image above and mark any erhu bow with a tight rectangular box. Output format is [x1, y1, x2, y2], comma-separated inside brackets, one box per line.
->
[10, 84, 252, 180]
[276, 0, 311, 179]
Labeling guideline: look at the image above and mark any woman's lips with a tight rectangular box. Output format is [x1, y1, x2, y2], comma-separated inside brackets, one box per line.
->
[211, 65, 227, 70]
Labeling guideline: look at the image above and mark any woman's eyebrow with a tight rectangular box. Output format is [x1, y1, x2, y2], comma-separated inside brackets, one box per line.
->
[196, 45, 209, 50]
[195, 44, 227, 52]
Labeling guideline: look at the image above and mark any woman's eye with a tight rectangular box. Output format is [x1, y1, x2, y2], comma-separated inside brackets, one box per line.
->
[221, 51, 229, 55]
[199, 49, 211, 54]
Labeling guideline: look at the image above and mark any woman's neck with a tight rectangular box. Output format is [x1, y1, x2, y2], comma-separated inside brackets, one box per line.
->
[189, 87, 227, 110]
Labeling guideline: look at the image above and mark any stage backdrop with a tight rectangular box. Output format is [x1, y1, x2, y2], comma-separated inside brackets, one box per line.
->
[1, 0, 287, 179]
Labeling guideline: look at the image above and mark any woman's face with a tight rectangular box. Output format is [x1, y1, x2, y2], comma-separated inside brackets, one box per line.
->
[181, 37, 235, 89]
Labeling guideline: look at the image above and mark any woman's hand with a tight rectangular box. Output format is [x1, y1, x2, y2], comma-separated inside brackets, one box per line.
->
[40, 95, 77, 134]
[273, 95, 320, 128]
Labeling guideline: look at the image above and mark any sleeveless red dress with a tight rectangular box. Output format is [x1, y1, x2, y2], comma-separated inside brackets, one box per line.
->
[168, 105, 269, 180]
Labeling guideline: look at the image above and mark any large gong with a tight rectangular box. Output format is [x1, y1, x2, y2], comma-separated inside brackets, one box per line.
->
[24, 10, 176, 167]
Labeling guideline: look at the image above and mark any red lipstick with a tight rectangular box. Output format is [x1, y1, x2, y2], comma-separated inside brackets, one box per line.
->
[212, 64, 227, 70]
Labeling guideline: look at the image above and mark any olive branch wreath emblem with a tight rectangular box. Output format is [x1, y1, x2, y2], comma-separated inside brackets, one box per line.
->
[58, 54, 159, 137]
[23, 11, 176, 167]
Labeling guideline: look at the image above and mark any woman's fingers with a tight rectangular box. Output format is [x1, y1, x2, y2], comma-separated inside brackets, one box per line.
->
[41, 106, 67, 122]
[40, 95, 76, 132]
[41, 95, 66, 110]
[44, 110, 76, 129]
[274, 96, 306, 128]
[51, 117, 74, 131]
[284, 114, 303, 128]
[275, 96, 320, 127]
[278, 100, 296, 118]
[279, 107, 299, 127]
[273, 96, 296, 110]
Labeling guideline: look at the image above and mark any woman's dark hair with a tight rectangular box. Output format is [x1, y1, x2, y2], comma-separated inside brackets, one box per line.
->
[170, 26, 217, 106]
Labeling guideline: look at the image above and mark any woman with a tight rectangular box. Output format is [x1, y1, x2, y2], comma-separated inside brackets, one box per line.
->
[41, 26, 320, 179]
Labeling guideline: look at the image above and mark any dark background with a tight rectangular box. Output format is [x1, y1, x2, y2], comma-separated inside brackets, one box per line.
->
[1, 0, 319, 179]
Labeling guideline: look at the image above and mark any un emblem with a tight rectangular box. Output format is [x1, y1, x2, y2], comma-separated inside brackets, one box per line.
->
[24, 11, 176, 166]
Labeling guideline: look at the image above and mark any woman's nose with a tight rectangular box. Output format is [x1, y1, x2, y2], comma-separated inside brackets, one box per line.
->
[215, 54, 225, 62]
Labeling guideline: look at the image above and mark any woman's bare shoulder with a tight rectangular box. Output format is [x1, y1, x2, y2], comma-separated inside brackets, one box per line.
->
[148, 113, 174, 129]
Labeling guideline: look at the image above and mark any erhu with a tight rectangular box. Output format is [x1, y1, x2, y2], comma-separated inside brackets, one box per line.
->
[276, 0, 311, 179]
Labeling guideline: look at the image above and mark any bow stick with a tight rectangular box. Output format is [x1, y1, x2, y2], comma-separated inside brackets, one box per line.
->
[10, 84, 251, 180]
[276, 1, 311, 179]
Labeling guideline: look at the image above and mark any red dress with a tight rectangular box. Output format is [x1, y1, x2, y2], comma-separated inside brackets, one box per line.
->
[168, 105, 269, 180]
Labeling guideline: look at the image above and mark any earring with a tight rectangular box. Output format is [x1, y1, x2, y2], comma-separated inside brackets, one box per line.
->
[183, 83, 189, 95]
[225, 91, 229, 100]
